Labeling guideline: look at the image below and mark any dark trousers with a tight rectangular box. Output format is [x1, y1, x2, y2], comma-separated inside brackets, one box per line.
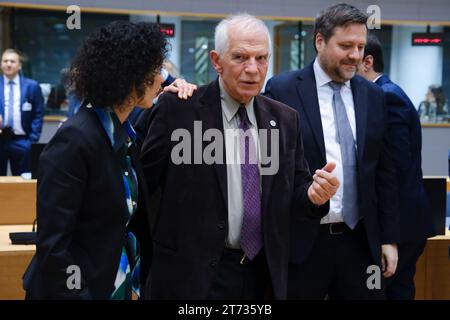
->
[207, 248, 270, 300]
[385, 239, 427, 300]
[288, 222, 385, 300]
[0, 136, 31, 175]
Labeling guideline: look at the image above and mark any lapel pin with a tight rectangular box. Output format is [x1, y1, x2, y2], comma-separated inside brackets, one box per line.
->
[270, 120, 276, 127]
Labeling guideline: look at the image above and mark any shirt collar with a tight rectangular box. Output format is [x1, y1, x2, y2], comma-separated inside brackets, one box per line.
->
[313, 58, 351, 89]
[3, 74, 19, 85]
[373, 74, 383, 83]
[92, 104, 136, 152]
[218, 78, 256, 127]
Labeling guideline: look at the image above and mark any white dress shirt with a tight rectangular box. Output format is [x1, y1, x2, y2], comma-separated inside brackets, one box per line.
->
[373, 74, 383, 83]
[313, 59, 357, 224]
[219, 78, 261, 248]
[3, 74, 25, 135]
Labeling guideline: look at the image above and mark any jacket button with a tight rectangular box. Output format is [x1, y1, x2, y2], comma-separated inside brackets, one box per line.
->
[217, 222, 224, 230]
[210, 259, 218, 267]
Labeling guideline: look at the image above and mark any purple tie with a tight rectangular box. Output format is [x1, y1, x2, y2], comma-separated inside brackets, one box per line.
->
[237, 106, 262, 260]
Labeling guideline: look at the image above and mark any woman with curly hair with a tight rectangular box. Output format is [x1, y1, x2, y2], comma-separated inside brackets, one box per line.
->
[23, 21, 168, 299]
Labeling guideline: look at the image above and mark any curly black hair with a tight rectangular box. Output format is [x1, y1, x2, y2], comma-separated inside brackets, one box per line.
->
[70, 21, 168, 107]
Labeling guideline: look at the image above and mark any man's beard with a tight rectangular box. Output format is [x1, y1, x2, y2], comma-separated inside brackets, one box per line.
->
[328, 58, 358, 83]
[334, 65, 356, 82]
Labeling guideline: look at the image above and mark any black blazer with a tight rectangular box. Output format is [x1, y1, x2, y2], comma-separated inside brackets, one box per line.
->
[23, 105, 152, 299]
[376, 75, 433, 242]
[265, 63, 399, 266]
[140, 79, 326, 299]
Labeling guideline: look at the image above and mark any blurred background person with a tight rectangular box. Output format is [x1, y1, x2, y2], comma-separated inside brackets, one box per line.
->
[22, 21, 167, 299]
[418, 85, 449, 122]
[358, 33, 434, 300]
[66, 88, 81, 119]
[0, 48, 44, 176]
[162, 59, 180, 80]
[46, 68, 70, 111]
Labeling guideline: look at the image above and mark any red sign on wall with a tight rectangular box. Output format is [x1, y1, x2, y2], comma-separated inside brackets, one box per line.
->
[412, 33, 443, 46]
[159, 23, 175, 38]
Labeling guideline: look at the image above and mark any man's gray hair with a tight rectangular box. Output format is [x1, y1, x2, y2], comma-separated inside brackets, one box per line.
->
[214, 13, 271, 57]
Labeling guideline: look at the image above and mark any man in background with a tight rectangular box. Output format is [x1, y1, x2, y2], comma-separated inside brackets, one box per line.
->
[0, 48, 44, 175]
[358, 33, 433, 300]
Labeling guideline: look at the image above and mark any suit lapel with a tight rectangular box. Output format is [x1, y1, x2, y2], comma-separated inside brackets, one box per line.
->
[254, 96, 277, 217]
[197, 80, 228, 212]
[350, 76, 368, 162]
[130, 144, 144, 196]
[20, 76, 27, 112]
[296, 65, 327, 163]
[129, 144, 150, 213]
[88, 106, 129, 225]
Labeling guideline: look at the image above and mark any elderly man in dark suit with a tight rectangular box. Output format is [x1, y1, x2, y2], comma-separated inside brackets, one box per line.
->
[358, 33, 433, 300]
[0, 48, 44, 175]
[140, 13, 339, 300]
[265, 4, 399, 299]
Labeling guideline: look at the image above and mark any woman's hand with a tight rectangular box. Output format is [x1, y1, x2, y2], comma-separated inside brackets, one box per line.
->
[163, 78, 197, 100]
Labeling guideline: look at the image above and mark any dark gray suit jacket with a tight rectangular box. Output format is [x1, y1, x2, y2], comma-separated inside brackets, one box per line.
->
[140, 79, 326, 299]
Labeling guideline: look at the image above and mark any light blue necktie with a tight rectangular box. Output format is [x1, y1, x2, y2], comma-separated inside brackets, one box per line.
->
[6, 80, 14, 127]
[329, 81, 359, 229]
